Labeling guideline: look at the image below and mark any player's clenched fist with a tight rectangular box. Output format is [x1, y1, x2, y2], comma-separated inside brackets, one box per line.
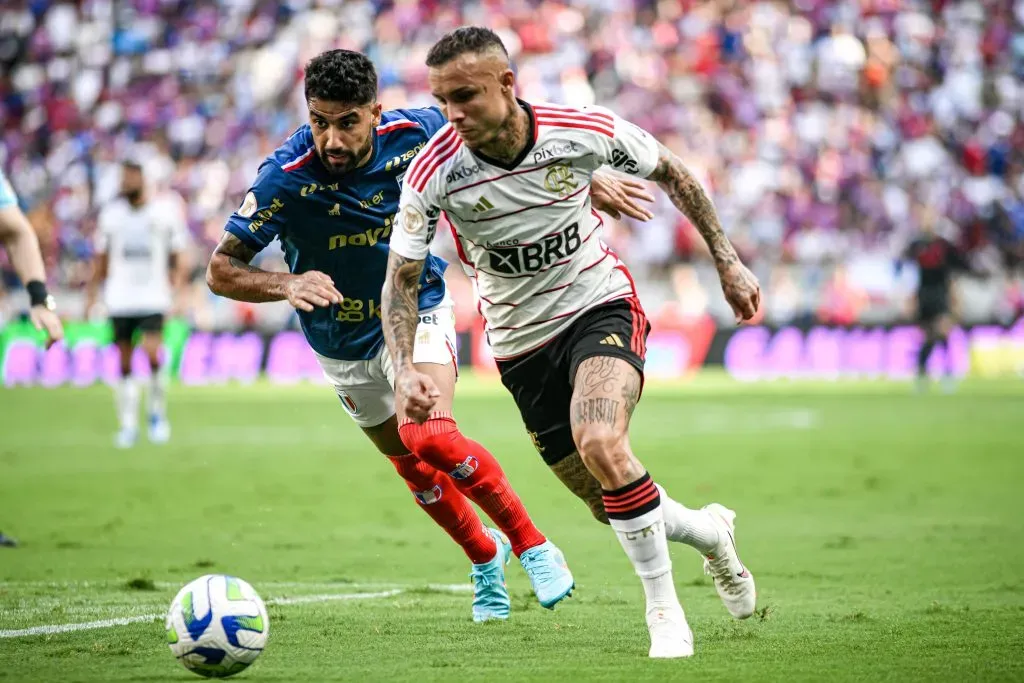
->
[395, 368, 441, 424]
[284, 270, 343, 312]
[718, 262, 761, 324]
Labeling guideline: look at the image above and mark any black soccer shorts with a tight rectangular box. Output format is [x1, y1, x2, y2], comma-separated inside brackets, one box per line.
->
[917, 289, 950, 325]
[110, 313, 165, 344]
[496, 298, 650, 466]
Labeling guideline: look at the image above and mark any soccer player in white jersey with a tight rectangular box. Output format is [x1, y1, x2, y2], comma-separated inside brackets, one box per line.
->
[383, 27, 761, 659]
[86, 160, 189, 448]
[0, 167, 63, 548]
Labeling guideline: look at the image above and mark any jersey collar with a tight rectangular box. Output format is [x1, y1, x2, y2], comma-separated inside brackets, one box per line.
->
[468, 99, 537, 172]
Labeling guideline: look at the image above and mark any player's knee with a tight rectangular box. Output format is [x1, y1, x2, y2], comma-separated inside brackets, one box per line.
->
[387, 453, 440, 493]
[575, 426, 629, 474]
[398, 419, 456, 462]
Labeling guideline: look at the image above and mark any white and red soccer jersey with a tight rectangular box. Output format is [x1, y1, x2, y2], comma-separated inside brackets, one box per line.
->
[390, 100, 661, 360]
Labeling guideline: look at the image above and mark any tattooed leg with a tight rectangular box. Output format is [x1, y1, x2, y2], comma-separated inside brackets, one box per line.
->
[549, 451, 608, 524]
[569, 356, 645, 490]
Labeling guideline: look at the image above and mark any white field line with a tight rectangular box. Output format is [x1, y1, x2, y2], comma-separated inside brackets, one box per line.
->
[0, 580, 469, 590]
[0, 584, 472, 639]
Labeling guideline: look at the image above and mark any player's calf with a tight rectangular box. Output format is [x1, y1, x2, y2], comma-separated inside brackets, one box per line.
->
[387, 453, 497, 565]
[113, 338, 139, 448]
[398, 413, 546, 556]
[141, 331, 169, 444]
[399, 415, 575, 609]
[571, 355, 691, 656]
[388, 453, 513, 621]
[548, 451, 609, 524]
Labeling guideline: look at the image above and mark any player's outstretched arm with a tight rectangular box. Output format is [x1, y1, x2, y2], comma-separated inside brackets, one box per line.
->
[0, 205, 63, 346]
[381, 251, 439, 423]
[206, 232, 342, 312]
[646, 143, 760, 323]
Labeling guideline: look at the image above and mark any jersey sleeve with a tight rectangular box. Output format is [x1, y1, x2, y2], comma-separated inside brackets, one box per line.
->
[0, 170, 19, 209]
[94, 206, 113, 253]
[398, 106, 448, 137]
[223, 161, 291, 251]
[583, 106, 661, 179]
[168, 201, 191, 253]
[390, 161, 444, 261]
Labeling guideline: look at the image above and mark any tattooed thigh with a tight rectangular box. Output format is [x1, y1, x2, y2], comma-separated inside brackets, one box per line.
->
[570, 355, 642, 436]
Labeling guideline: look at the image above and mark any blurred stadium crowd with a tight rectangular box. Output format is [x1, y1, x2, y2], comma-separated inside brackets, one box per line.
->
[1, 0, 1023, 332]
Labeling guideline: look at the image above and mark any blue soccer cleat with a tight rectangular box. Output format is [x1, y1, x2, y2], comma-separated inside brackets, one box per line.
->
[470, 528, 512, 622]
[519, 540, 575, 609]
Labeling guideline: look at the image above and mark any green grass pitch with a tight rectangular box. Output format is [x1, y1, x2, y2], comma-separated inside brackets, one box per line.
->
[1, 374, 1023, 682]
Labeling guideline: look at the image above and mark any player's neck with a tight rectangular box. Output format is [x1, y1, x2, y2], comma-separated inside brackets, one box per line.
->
[476, 104, 529, 164]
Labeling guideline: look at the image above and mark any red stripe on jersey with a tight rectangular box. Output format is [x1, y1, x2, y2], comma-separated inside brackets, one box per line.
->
[615, 263, 647, 358]
[376, 120, 418, 134]
[409, 129, 460, 190]
[282, 147, 315, 172]
[412, 137, 463, 192]
[466, 183, 588, 223]
[408, 127, 458, 189]
[536, 118, 614, 138]
[532, 104, 614, 124]
[449, 223, 472, 268]
[486, 293, 633, 333]
[534, 110, 615, 127]
[446, 158, 563, 197]
[478, 280, 573, 308]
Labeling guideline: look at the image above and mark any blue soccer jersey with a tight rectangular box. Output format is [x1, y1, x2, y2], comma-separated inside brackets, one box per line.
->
[224, 107, 449, 361]
[0, 169, 19, 209]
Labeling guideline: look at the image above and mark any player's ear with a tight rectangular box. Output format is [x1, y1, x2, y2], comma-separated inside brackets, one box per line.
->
[371, 102, 383, 126]
[499, 69, 515, 95]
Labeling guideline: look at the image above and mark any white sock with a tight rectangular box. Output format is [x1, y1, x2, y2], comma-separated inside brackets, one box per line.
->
[116, 377, 140, 431]
[656, 484, 720, 555]
[148, 370, 167, 420]
[608, 504, 679, 610]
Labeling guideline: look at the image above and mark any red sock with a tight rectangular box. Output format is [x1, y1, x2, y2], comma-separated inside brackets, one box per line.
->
[387, 453, 497, 565]
[399, 412, 546, 556]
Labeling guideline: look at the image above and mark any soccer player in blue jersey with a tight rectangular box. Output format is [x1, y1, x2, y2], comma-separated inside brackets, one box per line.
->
[206, 49, 652, 621]
[0, 167, 64, 548]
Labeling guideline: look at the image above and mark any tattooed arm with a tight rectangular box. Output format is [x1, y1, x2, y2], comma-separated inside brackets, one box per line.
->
[381, 249, 439, 423]
[646, 142, 760, 322]
[381, 251, 424, 371]
[206, 232, 341, 311]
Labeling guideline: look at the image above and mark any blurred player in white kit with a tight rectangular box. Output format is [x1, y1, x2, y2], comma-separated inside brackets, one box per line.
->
[86, 160, 189, 448]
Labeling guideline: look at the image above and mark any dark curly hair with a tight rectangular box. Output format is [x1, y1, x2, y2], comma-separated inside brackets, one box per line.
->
[426, 27, 509, 68]
[303, 50, 377, 104]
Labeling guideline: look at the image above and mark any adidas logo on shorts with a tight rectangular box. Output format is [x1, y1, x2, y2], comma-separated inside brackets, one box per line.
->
[599, 333, 625, 348]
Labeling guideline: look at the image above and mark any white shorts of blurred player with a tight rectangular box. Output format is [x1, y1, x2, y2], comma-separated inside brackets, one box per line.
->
[314, 293, 458, 428]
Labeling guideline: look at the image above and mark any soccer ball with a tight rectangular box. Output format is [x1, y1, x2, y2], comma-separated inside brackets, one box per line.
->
[166, 574, 269, 678]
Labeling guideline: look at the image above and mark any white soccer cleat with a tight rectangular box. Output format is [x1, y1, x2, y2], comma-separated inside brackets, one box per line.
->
[148, 415, 171, 444]
[702, 503, 756, 619]
[646, 604, 694, 659]
[115, 426, 137, 449]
